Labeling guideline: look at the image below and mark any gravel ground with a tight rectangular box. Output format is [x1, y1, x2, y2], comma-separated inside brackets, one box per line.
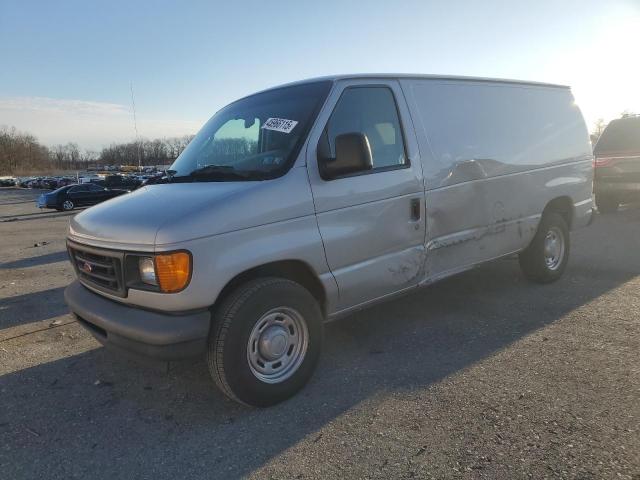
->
[0, 187, 638, 479]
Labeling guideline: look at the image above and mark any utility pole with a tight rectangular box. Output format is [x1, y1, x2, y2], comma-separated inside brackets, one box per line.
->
[130, 82, 142, 172]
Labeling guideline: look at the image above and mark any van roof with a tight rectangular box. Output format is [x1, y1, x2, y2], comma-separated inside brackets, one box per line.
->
[260, 74, 570, 92]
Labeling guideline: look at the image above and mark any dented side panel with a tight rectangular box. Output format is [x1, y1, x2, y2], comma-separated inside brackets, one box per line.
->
[422, 161, 591, 279]
[401, 78, 593, 280]
[306, 78, 427, 311]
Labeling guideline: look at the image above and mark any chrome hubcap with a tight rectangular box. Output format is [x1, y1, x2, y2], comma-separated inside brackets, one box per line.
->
[543, 227, 565, 270]
[63, 201, 73, 210]
[247, 307, 308, 384]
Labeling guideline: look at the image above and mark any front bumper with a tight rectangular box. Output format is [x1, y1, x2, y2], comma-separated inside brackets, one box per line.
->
[36, 195, 49, 208]
[64, 280, 210, 360]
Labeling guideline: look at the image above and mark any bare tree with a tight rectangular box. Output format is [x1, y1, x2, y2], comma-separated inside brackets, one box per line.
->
[0, 126, 52, 174]
[0, 125, 198, 175]
[98, 134, 194, 166]
[81, 149, 98, 170]
[590, 118, 607, 145]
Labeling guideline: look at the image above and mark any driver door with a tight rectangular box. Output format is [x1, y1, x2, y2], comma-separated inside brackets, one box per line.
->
[86, 183, 108, 204]
[68, 185, 90, 206]
[306, 79, 426, 311]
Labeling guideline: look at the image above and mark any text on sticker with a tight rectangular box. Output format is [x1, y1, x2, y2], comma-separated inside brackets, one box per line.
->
[261, 118, 299, 134]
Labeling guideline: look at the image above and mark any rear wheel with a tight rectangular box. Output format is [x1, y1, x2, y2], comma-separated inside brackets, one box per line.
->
[62, 199, 74, 211]
[596, 194, 619, 214]
[207, 277, 323, 407]
[519, 212, 570, 283]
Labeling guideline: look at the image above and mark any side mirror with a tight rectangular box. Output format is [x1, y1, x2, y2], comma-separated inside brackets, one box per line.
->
[319, 132, 373, 179]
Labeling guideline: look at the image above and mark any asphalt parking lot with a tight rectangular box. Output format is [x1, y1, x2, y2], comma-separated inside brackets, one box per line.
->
[1, 187, 639, 479]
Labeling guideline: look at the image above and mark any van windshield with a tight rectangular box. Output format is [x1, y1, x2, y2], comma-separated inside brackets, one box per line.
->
[169, 81, 332, 181]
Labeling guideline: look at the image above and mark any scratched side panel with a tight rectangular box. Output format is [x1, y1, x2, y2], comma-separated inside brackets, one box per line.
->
[307, 78, 426, 312]
[423, 160, 592, 278]
[400, 77, 593, 280]
[315, 192, 425, 309]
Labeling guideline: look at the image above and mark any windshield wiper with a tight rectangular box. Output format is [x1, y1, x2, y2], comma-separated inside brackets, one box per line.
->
[188, 165, 258, 181]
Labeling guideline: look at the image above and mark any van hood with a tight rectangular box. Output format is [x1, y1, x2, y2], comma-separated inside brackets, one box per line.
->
[68, 167, 315, 249]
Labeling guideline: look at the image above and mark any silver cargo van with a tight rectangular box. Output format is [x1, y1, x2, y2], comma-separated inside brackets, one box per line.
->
[64, 74, 594, 406]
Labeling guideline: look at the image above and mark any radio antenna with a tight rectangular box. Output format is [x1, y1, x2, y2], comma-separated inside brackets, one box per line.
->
[130, 81, 142, 172]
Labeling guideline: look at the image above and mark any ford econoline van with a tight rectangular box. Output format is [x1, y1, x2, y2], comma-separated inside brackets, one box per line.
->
[64, 75, 594, 406]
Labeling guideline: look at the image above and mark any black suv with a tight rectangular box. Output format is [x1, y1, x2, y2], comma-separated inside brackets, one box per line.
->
[594, 116, 640, 213]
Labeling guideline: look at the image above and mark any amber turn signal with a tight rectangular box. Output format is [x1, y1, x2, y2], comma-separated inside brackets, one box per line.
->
[154, 251, 191, 293]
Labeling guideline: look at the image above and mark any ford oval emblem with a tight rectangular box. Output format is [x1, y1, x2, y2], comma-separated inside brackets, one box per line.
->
[81, 261, 92, 273]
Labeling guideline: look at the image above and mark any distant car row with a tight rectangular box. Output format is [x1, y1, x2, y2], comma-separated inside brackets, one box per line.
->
[16, 176, 77, 189]
[2, 172, 163, 191]
[96, 165, 164, 173]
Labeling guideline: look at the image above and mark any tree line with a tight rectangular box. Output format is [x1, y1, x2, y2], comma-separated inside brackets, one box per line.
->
[98, 136, 195, 168]
[0, 125, 195, 175]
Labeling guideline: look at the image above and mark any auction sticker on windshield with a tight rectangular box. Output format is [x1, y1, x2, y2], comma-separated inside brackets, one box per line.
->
[261, 118, 298, 134]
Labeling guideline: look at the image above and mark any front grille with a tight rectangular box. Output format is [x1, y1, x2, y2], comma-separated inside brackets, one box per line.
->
[67, 241, 125, 297]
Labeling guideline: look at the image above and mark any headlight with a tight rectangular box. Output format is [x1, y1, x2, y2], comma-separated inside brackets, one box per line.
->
[154, 251, 191, 293]
[138, 257, 158, 286]
[130, 251, 192, 293]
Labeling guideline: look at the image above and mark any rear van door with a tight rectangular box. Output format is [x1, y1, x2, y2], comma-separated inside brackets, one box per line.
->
[306, 79, 426, 311]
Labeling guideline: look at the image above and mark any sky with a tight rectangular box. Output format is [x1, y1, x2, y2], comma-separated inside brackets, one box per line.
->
[1, 0, 639, 150]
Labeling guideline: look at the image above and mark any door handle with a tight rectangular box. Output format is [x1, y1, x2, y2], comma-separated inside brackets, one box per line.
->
[410, 198, 421, 221]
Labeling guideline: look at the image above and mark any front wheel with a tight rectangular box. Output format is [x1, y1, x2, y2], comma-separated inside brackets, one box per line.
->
[207, 277, 323, 407]
[519, 212, 570, 283]
[62, 199, 75, 211]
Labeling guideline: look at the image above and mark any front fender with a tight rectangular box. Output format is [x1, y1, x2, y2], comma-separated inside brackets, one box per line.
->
[123, 215, 338, 314]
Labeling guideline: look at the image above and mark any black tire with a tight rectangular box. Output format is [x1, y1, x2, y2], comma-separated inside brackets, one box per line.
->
[596, 194, 619, 214]
[207, 277, 323, 407]
[519, 212, 570, 284]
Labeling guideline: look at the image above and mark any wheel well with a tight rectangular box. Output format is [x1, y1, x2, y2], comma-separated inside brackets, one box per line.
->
[214, 260, 327, 316]
[543, 196, 574, 229]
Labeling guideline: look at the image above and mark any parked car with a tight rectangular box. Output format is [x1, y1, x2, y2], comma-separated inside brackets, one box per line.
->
[0, 177, 16, 187]
[56, 177, 76, 188]
[43, 177, 61, 189]
[18, 177, 36, 187]
[102, 174, 141, 189]
[140, 172, 166, 186]
[25, 177, 43, 188]
[78, 174, 103, 184]
[593, 115, 640, 213]
[64, 74, 594, 407]
[37, 183, 128, 211]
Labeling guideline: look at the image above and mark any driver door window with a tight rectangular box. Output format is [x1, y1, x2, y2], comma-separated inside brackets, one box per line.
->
[307, 81, 425, 309]
[324, 87, 407, 176]
[68, 185, 88, 194]
[68, 185, 89, 205]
